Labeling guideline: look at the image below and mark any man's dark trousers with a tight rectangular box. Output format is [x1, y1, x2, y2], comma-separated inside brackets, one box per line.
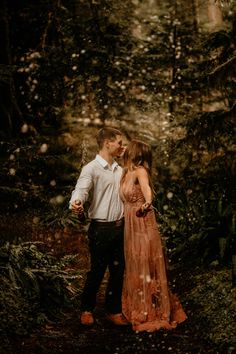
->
[81, 219, 125, 314]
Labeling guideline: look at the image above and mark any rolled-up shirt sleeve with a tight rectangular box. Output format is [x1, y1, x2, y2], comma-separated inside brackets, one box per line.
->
[69, 165, 93, 208]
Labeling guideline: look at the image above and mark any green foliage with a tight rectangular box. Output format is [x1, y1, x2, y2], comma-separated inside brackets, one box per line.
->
[0, 242, 81, 335]
[155, 180, 235, 265]
[9, 0, 77, 126]
[198, 14, 236, 108]
[153, 106, 235, 265]
[9, 0, 136, 127]
[41, 199, 88, 231]
[181, 110, 234, 150]
[186, 269, 236, 353]
[8, 0, 236, 132]
[0, 135, 79, 213]
[150, 9, 236, 265]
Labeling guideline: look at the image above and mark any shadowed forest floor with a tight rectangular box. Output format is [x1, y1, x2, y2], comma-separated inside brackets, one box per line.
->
[6, 310, 213, 354]
[1, 223, 220, 354]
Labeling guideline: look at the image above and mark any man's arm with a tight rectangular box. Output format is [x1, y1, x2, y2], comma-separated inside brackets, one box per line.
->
[69, 165, 93, 214]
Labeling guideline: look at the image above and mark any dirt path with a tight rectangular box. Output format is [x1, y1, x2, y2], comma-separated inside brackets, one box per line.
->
[13, 311, 210, 354]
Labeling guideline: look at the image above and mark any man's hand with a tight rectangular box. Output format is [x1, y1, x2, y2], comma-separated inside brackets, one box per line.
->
[71, 200, 84, 216]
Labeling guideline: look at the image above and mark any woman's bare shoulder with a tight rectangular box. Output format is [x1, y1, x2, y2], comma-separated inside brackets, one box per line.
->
[135, 166, 148, 175]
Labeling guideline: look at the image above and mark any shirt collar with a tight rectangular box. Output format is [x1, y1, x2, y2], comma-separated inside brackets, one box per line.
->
[95, 154, 118, 170]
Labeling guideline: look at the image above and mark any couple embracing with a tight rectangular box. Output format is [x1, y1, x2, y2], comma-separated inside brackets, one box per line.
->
[69, 127, 187, 333]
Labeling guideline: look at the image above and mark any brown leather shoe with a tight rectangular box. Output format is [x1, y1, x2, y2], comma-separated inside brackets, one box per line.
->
[107, 313, 130, 326]
[80, 311, 94, 326]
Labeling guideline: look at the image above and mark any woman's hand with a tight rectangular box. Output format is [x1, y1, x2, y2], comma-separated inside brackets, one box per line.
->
[141, 202, 151, 212]
[136, 202, 152, 217]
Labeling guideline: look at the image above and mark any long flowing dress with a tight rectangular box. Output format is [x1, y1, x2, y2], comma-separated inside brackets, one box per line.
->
[121, 179, 187, 332]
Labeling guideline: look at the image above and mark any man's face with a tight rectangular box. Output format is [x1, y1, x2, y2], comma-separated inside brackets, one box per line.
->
[107, 135, 124, 157]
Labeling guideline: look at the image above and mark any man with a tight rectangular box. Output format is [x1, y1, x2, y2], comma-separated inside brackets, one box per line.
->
[69, 127, 128, 326]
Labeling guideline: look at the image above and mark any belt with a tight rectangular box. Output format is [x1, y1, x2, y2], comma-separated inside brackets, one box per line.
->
[90, 218, 124, 227]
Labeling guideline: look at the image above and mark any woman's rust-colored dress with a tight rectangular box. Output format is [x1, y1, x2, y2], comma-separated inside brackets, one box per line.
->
[121, 179, 187, 332]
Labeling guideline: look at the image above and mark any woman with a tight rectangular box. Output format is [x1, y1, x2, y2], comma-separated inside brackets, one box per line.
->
[120, 139, 187, 332]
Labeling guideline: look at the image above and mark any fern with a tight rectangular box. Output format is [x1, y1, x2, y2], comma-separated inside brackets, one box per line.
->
[0, 242, 81, 335]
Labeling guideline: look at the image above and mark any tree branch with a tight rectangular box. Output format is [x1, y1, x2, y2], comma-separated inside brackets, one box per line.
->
[209, 55, 236, 76]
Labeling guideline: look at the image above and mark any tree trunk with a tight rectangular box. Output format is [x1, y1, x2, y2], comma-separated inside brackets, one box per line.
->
[192, 0, 199, 32]
[208, 0, 223, 29]
[0, 0, 23, 137]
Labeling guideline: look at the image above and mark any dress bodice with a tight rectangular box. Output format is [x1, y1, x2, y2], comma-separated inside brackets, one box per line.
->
[121, 182, 145, 205]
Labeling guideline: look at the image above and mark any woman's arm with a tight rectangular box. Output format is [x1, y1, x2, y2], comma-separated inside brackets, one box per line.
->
[136, 167, 152, 209]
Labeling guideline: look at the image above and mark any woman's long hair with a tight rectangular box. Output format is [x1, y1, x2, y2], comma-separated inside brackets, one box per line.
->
[121, 139, 154, 190]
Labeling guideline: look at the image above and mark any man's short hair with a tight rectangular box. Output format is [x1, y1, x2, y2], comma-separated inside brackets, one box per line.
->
[96, 127, 122, 149]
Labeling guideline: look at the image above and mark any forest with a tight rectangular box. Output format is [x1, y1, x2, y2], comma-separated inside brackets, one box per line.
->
[0, 0, 235, 353]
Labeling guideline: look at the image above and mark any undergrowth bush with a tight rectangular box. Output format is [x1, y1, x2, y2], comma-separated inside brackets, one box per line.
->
[0, 242, 81, 336]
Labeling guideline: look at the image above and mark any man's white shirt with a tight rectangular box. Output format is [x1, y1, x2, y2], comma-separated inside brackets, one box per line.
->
[69, 154, 124, 221]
